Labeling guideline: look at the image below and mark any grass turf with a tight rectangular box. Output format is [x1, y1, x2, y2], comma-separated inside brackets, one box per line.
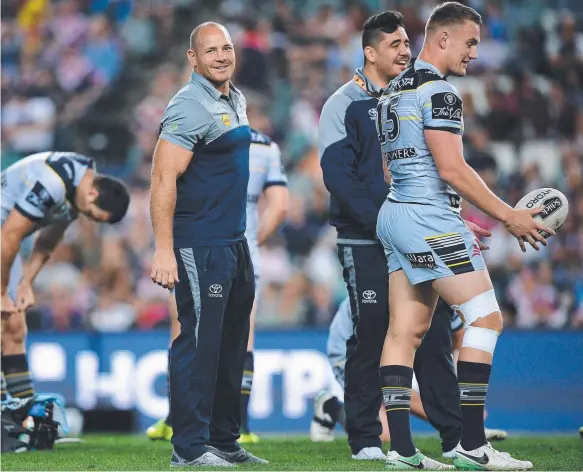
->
[2, 435, 582, 471]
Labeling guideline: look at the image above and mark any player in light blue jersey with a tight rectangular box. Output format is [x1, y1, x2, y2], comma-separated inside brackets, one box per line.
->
[1, 152, 129, 402]
[375, 3, 552, 470]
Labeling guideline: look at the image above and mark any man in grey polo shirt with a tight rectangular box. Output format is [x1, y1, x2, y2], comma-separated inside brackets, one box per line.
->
[149, 22, 266, 467]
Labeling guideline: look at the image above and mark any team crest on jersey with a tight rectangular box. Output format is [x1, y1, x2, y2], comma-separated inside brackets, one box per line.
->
[222, 114, 231, 126]
[431, 92, 462, 121]
[368, 108, 377, 120]
[25, 182, 54, 213]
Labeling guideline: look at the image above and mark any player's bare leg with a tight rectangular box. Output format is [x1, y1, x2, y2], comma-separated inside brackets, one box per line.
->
[433, 270, 530, 470]
[381, 270, 453, 470]
[238, 298, 259, 444]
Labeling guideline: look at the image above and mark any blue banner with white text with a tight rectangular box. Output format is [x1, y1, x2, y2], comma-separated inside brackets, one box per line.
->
[26, 330, 583, 434]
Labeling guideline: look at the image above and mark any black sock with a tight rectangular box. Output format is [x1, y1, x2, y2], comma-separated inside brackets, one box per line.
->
[315, 395, 341, 429]
[380, 365, 416, 457]
[1, 372, 7, 401]
[2, 354, 34, 398]
[458, 361, 491, 451]
[240, 351, 253, 434]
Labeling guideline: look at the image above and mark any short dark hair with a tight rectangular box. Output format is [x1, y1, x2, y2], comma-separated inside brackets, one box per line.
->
[426, 2, 482, 32]
[93, 175, 130, 224]
[362, 11, 405, 50]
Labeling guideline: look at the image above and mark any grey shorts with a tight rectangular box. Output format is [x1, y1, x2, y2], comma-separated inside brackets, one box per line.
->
[376, 200, 486, 285]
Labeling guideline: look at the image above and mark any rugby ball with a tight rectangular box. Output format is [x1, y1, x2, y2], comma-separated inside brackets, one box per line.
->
[514, 188, 569, 238]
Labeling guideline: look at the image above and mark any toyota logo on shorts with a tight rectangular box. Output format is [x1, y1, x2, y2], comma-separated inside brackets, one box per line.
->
[362, 290, 376, 300]
[209, 284, 223, 294]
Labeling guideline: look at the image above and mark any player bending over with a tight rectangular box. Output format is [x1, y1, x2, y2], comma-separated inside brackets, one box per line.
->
[310, 298, 508, 453]
[1, 152, 130, 401]
[375, 2, 552, 469]
[146, 127, 288, 442]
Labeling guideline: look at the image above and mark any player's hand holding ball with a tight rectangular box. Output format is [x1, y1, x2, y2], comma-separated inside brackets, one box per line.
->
[507, 188, 569, 252]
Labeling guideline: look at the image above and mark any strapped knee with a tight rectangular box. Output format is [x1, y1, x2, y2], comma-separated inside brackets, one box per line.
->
[451, 289, 500, 328]
[451, 289, 501, 355]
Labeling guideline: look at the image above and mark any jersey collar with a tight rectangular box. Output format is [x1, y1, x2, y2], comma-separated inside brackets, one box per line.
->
[190, 71, 242, 101]
[353, 68, 384, 98]
[414, 58, 444, 78]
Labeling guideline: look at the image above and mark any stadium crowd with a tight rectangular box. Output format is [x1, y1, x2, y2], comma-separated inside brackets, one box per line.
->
[2, 0, 582, 331]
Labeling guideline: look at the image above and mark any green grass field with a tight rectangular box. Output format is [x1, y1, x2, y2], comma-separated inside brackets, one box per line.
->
[2, 435, 582, 471]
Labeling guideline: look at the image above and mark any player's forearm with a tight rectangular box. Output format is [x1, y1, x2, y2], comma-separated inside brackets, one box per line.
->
[1, 233, 20, 295]
[257, 207, 287, 246]
[21, 229, 64, 284]
[442, 163, 512, 223]
[150, 173, 176, 251]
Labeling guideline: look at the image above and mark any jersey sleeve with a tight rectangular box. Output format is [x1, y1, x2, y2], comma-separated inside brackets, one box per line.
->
[419, 81, 464, 135]
[264, 142, 288, 189]
[14, 173, 66, 222]
[159, 97, 212, 151]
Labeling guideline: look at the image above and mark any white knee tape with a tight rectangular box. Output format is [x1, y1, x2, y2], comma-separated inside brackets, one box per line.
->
[451, 289, 500, 328]
[461, 326, 499, 355]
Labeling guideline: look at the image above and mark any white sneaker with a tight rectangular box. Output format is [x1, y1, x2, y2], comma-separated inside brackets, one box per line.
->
[385, 449, 455, 470]
[485, 428, 508, 441]
[352, 447, 385, 460]
[309, 391, 337, 442]
[454, 443, 533, 470]
[442, 447, 457, 459]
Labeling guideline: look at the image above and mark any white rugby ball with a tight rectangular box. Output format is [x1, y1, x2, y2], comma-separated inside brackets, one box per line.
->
[514, 188, 569, 238]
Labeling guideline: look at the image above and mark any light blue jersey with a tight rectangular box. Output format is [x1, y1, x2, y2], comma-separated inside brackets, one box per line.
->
[376, 59, 463, 212]
[375, 60, 485, 284]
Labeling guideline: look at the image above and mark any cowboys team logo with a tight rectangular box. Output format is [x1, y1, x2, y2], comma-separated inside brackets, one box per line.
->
[444, 93, 456, 105]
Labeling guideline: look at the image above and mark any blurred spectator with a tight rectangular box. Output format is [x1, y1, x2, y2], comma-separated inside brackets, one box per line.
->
[120, 3, 158, 58]
[547, 80, 578, 139]
[83, 15, 123, 86]
[2, 87, 56, 156]
[507, 263, 569, 329]
[545, 13, 583, 83]
[47, 0, 88, 51]
[235, 18, 270, 93]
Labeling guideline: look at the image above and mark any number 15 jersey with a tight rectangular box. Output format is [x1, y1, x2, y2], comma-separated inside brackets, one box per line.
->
[376, 58, 464, 212]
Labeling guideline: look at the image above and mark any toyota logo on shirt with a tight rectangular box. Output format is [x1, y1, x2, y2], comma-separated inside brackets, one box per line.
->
[362, 290, 377, 303]
[209, 284, 223, 297]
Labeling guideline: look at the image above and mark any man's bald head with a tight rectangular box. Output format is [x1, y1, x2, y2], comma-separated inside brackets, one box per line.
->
[187, 21, 236, 89]
[189, 22, 231, 50]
